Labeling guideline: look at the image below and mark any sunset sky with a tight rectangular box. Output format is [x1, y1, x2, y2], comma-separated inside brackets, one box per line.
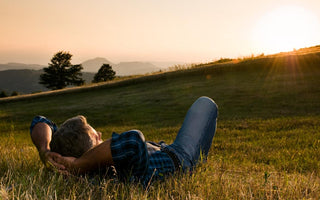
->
[1, 0, 319, 66]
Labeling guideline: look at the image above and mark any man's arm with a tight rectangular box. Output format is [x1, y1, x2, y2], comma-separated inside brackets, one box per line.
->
[31, 122, 52, 156]
[56, 139, 114, 174]
[31, 122, 64, 169]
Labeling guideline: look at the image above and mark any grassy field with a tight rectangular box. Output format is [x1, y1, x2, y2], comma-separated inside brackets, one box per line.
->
[0, 48, 320, 199]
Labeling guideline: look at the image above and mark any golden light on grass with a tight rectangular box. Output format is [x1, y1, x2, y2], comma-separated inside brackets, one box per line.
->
[252, 5, 319, 54]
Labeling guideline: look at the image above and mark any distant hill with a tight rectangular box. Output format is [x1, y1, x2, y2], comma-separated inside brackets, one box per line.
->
[0, 69, 95, 94]
[81, 57, 115, 72]
[0, 70, 48, 94]
[0, 63, 45, 71]
[1, 58, 168, 76]
[81, 57, 161, 75]
[0, 58, 161, 94]
[114, 62, 161, 76]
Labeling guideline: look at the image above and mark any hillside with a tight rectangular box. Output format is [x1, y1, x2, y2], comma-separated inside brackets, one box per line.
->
[0, 62, 45, 71]
[1, 46, 320, 199]
[0, 69, 95, 94]
[0, 70, 47, 94]
[1, 45, 320, 119]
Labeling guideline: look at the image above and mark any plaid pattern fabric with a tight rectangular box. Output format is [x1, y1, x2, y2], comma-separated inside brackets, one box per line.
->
[111, 130, 175, 185]
[110, 130, 149, 181]
[143, 150, 175, 186]
[30, 116, 58, 134]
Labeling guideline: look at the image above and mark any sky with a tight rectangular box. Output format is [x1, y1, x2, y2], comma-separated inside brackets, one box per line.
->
[0, 0, 320, 65]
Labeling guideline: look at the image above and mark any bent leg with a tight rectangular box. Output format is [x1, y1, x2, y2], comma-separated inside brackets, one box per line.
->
[168, 96, 218, 169]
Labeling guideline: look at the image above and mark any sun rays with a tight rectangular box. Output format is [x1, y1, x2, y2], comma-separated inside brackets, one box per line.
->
[252, 5, 319, 54]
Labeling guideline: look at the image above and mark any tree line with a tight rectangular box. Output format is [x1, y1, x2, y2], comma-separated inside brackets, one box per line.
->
[0, 91, 18, 98]
[40, 51, 116, 90]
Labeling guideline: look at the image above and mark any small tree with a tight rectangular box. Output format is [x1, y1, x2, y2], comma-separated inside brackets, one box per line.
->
[92, 64, 116, 83]
[39, 51, 85, 90]
[11, 91, 19, 96]
[0, 90, 8, 98]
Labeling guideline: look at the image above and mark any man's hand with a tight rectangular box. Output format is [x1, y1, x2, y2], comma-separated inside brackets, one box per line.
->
[55, 156, 77, 170]
[55, 139, 114, 174]
[55, 156, 80, 175]
[40, 150, 66, 170]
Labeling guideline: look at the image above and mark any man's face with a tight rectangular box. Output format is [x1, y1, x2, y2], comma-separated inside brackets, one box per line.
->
[87, 125, 103, 146]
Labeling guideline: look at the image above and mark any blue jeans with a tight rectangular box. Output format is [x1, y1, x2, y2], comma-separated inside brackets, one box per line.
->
[166, 96, 218, 170]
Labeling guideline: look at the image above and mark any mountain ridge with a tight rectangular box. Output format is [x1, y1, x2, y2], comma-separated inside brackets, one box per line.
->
[0, 63, 45, 71]
[0, 57, 165, 76]
[80, 57, 162, 75]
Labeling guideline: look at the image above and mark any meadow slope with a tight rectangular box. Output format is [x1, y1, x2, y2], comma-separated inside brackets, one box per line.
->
[0, 50, 320, 199]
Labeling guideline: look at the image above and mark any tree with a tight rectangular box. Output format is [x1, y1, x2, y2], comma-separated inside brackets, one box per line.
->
[39, 51, 85, 90]
[11, 91, 19, 96]
[0, 90, 8, 98]
[92, 64, 116, 83]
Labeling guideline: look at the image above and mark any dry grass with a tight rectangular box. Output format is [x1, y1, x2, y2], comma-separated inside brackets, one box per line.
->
[1, 46, 320, 199]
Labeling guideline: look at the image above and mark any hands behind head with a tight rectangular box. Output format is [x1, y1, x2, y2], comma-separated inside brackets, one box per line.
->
[41, 151, 77, 174]
[39, 151, 64, 169]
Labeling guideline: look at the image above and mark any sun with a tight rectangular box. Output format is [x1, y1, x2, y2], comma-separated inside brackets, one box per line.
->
[252, 5, 319, 54]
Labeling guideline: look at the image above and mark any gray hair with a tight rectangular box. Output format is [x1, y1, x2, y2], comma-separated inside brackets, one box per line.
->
[50, 115, 94, 158]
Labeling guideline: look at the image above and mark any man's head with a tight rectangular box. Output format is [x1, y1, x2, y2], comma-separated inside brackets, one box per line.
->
[50, 115, 103, 158]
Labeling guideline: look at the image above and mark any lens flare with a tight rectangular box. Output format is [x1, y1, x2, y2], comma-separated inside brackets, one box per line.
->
[252, 5, 319, 54]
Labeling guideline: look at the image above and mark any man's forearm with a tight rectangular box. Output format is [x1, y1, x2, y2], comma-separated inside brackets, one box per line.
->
[31, 122, 52, 162]
[72, 139, 114, 173]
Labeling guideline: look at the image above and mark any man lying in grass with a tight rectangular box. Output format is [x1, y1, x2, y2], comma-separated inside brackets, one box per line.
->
[30, 96, 218, 186]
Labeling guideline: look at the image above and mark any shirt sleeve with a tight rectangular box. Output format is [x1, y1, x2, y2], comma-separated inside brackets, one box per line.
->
[30, 116, 58, 135]
[110, 130, 149, 181]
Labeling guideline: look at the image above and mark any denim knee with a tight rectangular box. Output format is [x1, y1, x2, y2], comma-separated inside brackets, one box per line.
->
[197, 96, 218, 116]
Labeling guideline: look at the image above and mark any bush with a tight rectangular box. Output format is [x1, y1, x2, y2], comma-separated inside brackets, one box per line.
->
[0, 90, 8, 98]
[11, 91, 19, 96]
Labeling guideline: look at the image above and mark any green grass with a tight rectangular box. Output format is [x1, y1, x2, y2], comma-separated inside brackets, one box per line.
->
[1, 49, 320, 199]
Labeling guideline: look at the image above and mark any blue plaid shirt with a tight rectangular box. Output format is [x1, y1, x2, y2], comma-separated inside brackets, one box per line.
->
[30, 116, 176, 186]
[30, 116, 58, 134]
[111, 130, 176, 186]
